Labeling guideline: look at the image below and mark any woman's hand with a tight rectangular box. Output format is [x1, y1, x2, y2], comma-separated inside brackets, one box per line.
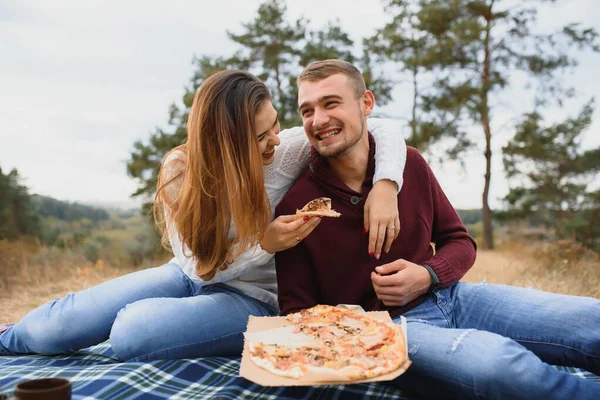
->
[364, 179, 400, 259]
[260, 215, 321, 254]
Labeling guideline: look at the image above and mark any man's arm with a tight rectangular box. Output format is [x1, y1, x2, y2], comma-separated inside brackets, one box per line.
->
[421, 154, 477, 286]
[274, 202, 321, 315]
[371, 150, 476, 306]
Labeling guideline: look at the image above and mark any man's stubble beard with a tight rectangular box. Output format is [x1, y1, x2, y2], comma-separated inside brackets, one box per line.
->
[321, 110, 366, 159]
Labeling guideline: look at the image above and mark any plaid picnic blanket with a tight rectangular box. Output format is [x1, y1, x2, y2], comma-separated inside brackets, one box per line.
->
[0, 341, 598, 400]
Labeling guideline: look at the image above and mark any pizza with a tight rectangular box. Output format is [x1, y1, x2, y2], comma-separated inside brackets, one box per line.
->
[295, 197, 341, 218]
[244, 305, 407, 381]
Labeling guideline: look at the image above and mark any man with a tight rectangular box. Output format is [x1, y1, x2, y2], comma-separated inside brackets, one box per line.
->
[274, 59, 600, 400]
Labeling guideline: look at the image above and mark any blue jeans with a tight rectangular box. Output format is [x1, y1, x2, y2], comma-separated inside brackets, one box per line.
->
[392, 282, 600, 400]
[0, 263, 276, 361]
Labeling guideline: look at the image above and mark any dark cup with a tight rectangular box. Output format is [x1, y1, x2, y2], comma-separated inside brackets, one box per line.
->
[14, 378, 71, 400]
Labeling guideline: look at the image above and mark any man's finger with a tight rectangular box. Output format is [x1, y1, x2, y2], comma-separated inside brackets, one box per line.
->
[376, 293, 403, 302]
[373, 283, 403, 296]
[371, 270, 402, 288]
[379, 296, 404, 307]
[375, 259, 407, 275]
[371, 271, 382, 287]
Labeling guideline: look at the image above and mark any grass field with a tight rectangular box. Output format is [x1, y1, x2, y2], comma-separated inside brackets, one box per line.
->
[1, 239, 599, 324]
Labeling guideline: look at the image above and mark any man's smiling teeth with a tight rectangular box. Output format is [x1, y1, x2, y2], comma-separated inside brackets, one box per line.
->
[317, 129, 340, 140]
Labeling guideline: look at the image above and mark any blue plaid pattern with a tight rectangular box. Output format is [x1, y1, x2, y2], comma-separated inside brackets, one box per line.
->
[0, 341, 597, 399]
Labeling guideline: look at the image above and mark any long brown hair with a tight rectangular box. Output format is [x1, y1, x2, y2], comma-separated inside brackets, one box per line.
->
[154, 70, 271, 280]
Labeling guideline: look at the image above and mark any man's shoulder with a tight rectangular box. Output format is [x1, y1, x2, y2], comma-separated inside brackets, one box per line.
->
[406, 146, 426, 163]
[404, 145, 428, 168]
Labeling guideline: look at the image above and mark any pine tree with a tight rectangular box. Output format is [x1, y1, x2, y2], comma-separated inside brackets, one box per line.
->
[501, 100, 600, 249]
[370, 0, 599, 249]
[126, 0, 391, 206]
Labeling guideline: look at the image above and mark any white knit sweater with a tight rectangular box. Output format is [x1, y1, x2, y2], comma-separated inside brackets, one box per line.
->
[166, 118, 407, 311]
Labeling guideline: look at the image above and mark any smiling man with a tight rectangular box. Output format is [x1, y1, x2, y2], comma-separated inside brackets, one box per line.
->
[274, 59, 600, 399]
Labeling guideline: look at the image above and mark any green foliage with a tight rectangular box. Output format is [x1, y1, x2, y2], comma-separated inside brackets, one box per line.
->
[457, 209, 483, 225]
[31, 195, 109, 222]
[227, 0, 307, 128]
[367, 0, 598, 249]
[126, 0, 395, 204]
[500, 100, 600, 250]
[0, 165, 164, 265]
[126, 55, 235, 200]
[0, 167, 40, 240]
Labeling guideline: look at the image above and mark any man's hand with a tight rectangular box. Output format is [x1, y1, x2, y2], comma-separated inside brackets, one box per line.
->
[260, 215, 321, 254]
[371, 259, 432, 306]
[364, 179, 400, 260]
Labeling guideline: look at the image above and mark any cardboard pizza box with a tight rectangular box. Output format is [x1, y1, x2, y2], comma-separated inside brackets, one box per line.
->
[239, 305, 411, 386]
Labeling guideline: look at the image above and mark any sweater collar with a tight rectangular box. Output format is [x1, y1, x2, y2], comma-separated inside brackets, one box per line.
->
[309, 132, 376, 196]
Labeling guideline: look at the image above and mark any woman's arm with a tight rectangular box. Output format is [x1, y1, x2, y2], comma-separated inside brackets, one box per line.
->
[368, 117, 407, 192]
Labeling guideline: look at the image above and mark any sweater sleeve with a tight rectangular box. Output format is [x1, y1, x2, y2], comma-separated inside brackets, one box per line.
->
[420, 156, 477, 287]
[368, 118, 407, 193]
[274, 199, 321, 315]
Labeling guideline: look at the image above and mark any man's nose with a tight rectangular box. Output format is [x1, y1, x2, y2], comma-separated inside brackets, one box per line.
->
[312, 108, 329, 129]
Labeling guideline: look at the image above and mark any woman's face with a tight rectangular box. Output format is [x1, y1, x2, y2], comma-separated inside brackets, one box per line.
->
[254, 100, 281, 166]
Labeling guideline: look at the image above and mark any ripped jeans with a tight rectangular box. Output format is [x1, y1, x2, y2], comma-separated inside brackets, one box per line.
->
[392, 282, 600, 400]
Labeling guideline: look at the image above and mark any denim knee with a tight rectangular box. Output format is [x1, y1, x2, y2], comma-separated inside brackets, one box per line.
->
[15, 294, 87, 354]
[465, 333, 551, 399]
[109, 300, 156, 361]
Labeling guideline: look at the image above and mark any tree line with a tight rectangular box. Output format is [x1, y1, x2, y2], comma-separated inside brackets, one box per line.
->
[125, 0, 599, 251]
[0, 167, 109, 243]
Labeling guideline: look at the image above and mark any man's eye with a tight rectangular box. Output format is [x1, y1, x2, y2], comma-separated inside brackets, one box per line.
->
[302, 110, 313, 117]
[325, 102, 337, 108]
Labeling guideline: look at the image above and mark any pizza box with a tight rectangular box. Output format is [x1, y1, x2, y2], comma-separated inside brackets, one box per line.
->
[239, 305, 411, 386]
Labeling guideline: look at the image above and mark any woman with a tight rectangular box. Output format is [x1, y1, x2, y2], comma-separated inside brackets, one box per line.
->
[0, 70, 406, 361]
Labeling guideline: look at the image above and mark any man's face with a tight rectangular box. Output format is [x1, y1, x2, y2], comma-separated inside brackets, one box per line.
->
[254, 100, 281, 166]
[297, 74, 374, 158]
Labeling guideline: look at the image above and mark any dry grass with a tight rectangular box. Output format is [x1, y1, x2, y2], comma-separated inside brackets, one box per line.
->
[2, 238, 599, 324]
[464, 239, 600, 299]
[0, 240, 169, 324]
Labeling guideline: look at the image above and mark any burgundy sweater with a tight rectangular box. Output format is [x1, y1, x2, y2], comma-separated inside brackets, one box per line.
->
[275, 135, 477, 317]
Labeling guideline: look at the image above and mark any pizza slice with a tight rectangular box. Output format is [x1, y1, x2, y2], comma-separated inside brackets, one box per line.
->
[296, 197, 341, 218]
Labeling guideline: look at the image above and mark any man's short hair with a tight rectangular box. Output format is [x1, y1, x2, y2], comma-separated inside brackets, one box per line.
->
[297, 59, 367, 99]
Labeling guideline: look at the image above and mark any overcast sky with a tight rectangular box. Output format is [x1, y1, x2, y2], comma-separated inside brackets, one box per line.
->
[1, 0, 599, 210]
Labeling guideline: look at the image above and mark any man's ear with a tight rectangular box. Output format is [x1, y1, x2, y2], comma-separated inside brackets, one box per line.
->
[362, 90, 375, 116]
